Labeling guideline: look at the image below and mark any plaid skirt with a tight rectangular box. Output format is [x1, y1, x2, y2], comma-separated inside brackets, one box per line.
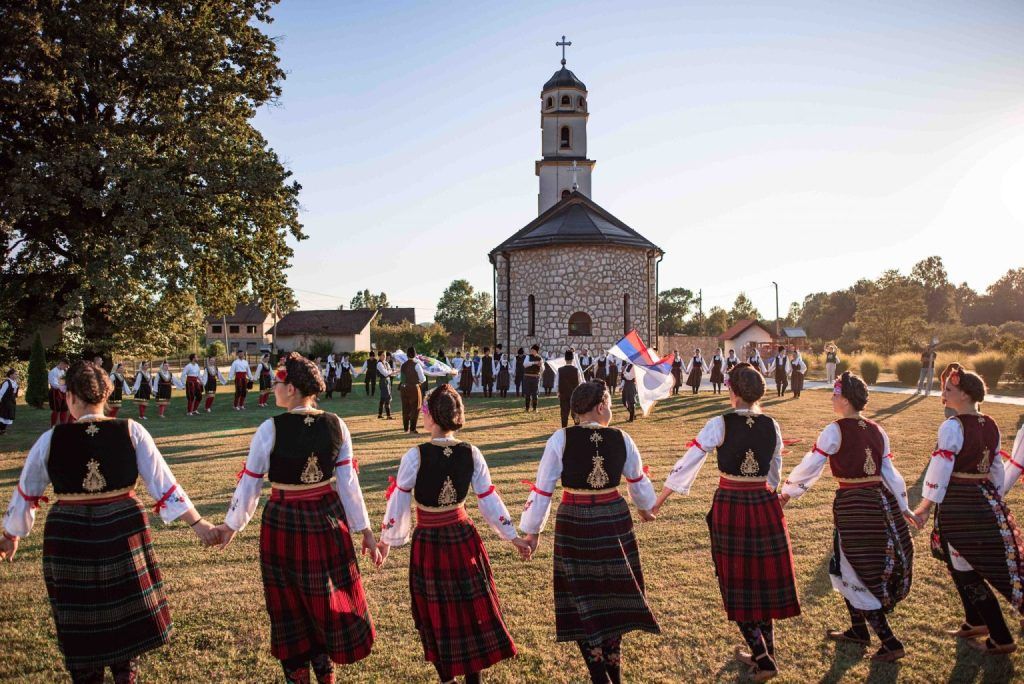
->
[934, 480, 1024, 610]
[42, 496, 172, 668]
[832, 485, 914, 611]
[553, 493, 660, 642]
[708, 482, 801, 621]
[259, 490, 375, 663]
[409, 508, 516, 676]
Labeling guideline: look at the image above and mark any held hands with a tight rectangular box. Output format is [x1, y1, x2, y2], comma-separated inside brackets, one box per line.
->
[902, 510, 923, 529]
[638, 509, 656, 522]
[510, 537, 533, 560]
[778, 493, 791, 508]
[361, 529, 383, 567]
[375, 540, 390, 568]
[523, 533, 539, 556]
[191, 519, 220, 546]
[210, 523, 237, 550]
[0, 534, 18, 562]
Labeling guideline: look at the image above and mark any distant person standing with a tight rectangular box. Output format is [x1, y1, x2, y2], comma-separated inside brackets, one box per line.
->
[0, 369, 18, 435]
[824, 344, 840, 384]
[400, 348, 427, 434]
[621, 363, 639, 422]
[522, 344, 542, 413]
[514, 348, 526, 397]
[557, 350, 583, 428]
[916, 339, 939, 396]
[542, 351, 556, 397]
[364, 350, 378, 396]
[377, 352, 395, 420]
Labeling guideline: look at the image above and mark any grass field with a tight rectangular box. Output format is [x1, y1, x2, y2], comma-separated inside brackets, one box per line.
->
[2, 384, 1024, 683]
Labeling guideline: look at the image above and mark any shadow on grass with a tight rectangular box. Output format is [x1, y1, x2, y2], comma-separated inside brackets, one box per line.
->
[947, 637, 1016, 683]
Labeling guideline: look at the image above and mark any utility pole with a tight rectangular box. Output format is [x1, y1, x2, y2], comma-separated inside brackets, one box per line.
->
[772, 282, 780, 337]
[271, 299, 278, 358]
[222, 315, 230, 355]
[697, 289, 704, 335]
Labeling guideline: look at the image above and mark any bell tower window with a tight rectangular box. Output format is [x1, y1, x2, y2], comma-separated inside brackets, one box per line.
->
[561, 189, 571, 200]
[545, 96, 553, 109]
[560, 126, 571, 149]
[560, 95, 571, 106]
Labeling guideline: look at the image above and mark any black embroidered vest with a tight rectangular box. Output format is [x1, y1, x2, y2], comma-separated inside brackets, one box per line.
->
[48, 420, 138, 494]
[561, 426, 627, 489]
[268, 412, 342, 485]
[830, 418, 885, 479]
[953, 414, 1000, 475]
[717, 412, 777, 477]
[415, 442, 474, 507]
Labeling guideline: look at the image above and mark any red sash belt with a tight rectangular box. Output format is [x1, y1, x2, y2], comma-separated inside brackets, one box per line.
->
[416, 506, 470, 528]
[837, 481, 882, 490]
[271, 483, 335, 502]
[717, 477, 770, 491]
[56, 490, 136, 506]
[561, 490, 622, 505]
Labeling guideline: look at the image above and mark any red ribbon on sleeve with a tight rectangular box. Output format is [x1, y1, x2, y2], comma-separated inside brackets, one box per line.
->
[812, 443, 832, 457]
[335, 458, 359, 472]
[686, 439, 705, 452]
[477, 485, 496, 499]
[626, 464, 652, 483]
[17, 484, 48, 510]
[236, 461, 265, 482]
[152, 483, 178, 514]
[520, 480, 552, 497]
[931, 449, 955, 460]
[385, 476, 411, 500]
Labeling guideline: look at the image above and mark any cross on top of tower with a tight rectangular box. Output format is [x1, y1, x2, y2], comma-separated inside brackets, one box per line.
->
[556, 35, 572, 66]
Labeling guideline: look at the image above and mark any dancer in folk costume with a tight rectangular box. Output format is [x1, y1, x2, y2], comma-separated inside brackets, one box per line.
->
[154, 362, 182, 419]
[726, 349, 739, 372]
[459, 353, 475, 397]
[824, 344, 840, 384]
[376, 352, 395, 420]
[620, 363, 638, 422]
[0, 361, 216, 683]
[255, 353, 274, 408]
[607, 356, 619, 397]
[521, 380, 659, 684]
[202, 356, 226, 412]
[229, 350, 253, 410]
[653, 363, 799, 681]
[0, 368, 18, 435]
[337, 354, 354, 398]
[684, 348, 705, 395]
[324, 353, 338, 399]
[766, 346, 789, 398]
[106, 363, 132, 418]
[399, 347, 428, 434]
[496, 353, 511, 399]
[709, 348, 726, 394]
[912, 364, 1024, 655]
[377, 385, 529, 683]
[514, 348, 526, 397]
[557, 350, 584, 428]
[363, 350, 378, 397]
[579, 349, 594, 382]
[522, 344, 543, 412]
[781, 372, 917, 661]
[481, 347, 496, 398]
[595, 353, 609, 384]
[542, 351, 556, 397]
[212, 353, 378, 683]
[48, 359, 70, 426]
[747, 345, 768, 374]
[180, 353, 204, 415]
[130, 361, 154, 420]
[788, 351, 807, 399]
[671, 351, 683, 395]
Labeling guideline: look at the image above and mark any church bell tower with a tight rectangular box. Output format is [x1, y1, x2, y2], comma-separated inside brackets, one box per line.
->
[536, 36, 595, 214]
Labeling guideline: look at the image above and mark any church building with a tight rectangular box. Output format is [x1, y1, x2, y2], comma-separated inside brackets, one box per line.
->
[490, 39, 663, 355]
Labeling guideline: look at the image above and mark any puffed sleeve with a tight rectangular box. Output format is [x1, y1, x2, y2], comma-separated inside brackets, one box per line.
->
[621, 431, 656, 511]
[130, 420, 193, 523]
[1003, 425, 1024, 495]
[878, 426, 910, 512]
[922, 418, 962, 504]
[332, 417, 370, 533]
[663, 416, 725, 494]
[2, 430, 53, 538]
[768, 419, 784, 490]
[988, 427, 1004, 492]
[519, 430, 564, 534]
[380, 447, 419, 547]
[781, 422, 838, 499]
[224, 419, 274, 531]
[471, 446, 517, 540]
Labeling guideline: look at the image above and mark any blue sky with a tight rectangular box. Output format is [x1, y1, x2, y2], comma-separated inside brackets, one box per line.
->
[255, 1, 1024, 322]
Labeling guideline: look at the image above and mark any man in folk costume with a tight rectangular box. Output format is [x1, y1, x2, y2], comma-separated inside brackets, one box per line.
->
[180, 353, 204, 415]
[377, 385, 530, 683]
[913, 364, 1024, 655]
[364, 350, 378, 397]
[781, 372, 917, 662]
[522, 344, 543, 413]
[620, 363, 639, 423]
[514, 348, 526, 397]
[399, 347, 428, 434]
[202, 356, 226, 412]
[788, 351, 807, 399]
[48, 359, 70, 426]
[765, 346, 789, 398]
[0, 361, 217, 683]
[106, 363, 131, 418]
[557, 350, 583, 429]
[131, 361, 154, 420]
[653, 363, 799, 681]
[606, 357, 619, 397]
[521, 380, 659, 684]
[595, 353, 608, 384]
[255, 353, 274, 407]
[480, 346, 495, 398]
[376, 352, 395, 420]
[0, 368, 19, 435]
[229, 350, 253, 410]
[213, 353, 378, 683]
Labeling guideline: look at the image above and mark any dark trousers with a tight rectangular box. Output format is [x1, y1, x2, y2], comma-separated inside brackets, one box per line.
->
[482, 379, 493, 397]
[400, 384, 421, 432]
[523, 375, 539, 411]
[559, 398, 575, 428]
[365, 374, 376, 396]
[378, 382, 392, 418]
[775, 369, 787, 396]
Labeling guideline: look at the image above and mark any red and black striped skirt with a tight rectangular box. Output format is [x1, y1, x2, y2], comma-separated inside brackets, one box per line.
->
[409, 507, 516, 676]
[934, 479, 1024, 610]
[708, 480, 801, 621]
[553, 491, 660, 642]
[42, 495, 173, 668]
[259, 487, 375, 663]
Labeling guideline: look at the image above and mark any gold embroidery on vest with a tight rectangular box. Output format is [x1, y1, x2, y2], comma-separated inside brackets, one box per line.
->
[857, 419, 867, 430]
[978, 447, 991, 474]
[304, 415, 316, 426]
[300, 455, 324, 483]
[978, 415, 986, 425]
[443, 446, 453, 458]
[586, 431, 610, 488]
[863, 448, 877, 476]
[82, 459, 107, 492]
[84, 423, 100, 437]
[745, 415, 755, 428]
[437, 476, 458, 506]
[740, 449, 760, 476]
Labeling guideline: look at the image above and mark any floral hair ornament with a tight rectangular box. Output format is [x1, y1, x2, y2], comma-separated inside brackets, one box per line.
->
[832, 378, 843, 396]
[274, 368, 288, 383]
[948, 366, 961, 387]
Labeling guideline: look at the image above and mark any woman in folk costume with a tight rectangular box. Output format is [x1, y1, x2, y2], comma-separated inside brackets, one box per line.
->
[324, 353, 338, 400]
[684, 348, 705, 395]
[607, 356, 619, 397]
[336, 353, 354, 398]
[106, 363, 132, 418]
[154, 361, 182, 419]
[620, 363, 638, 423]
[595, 353, 608, 384]
[377, 385, 529, 683]
[788, 350, 807, 399]
[780, 372, 916, 662]
[542, 351, 556, 396]
[496, 352, 511, 399]
[912, 364, 1024, 655]
[180, 353, 204, 415]
[653, 363, 798, 682]
[670, 351, 683, 395]
[255, 353, 274, 408]
[747, 345, 768, 374]
[212, 353, 378, 683]
[726, 349, 739, 372]
[766, 346, 789, 398]
[0, 361, 216, 683]
[0, 368, 18, 435]
[521, 380, 659, 684]
[48, 359, 70, 426]
[514, 348, 526, 397]
[459, 352, 475, 397]
[202, 356, 226, 412]
[709, 347, 726, 395]
[824, 343, 840, 384]
[130, 361, 154, 420]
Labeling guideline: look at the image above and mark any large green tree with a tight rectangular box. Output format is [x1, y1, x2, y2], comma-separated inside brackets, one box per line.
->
[963, 268, 1024, 326]
[0, 1, 302, 358]
[855, 270, 928, 354]
[348, 289, 389, 311]
[657, 288, 694, 335]
[910, 255, 957, 323]
[434, 280, 494, 348]
[728, 292, 762, 324]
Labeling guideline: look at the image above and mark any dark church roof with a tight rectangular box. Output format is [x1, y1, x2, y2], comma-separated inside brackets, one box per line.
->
[489, 191, 662, 262]
[543, 66, 586, 92]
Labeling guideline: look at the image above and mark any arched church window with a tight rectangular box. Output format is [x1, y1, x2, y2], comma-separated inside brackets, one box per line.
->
[528, 295, 536, 337]
[568, 312, 592, 337]
[623, 294, 630, 334]
[561, 189, 571, 200]
[560, 126, 571, 149]
[560, 95, 571, 106]
[546, 97, 553, 109]
[578, 96, 586, 109]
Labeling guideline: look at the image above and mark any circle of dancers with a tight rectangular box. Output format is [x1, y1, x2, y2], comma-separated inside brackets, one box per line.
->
[3, 353, 1024, 683]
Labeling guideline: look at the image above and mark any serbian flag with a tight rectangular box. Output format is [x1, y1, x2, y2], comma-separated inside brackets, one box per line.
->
[608, 330, 675, 417]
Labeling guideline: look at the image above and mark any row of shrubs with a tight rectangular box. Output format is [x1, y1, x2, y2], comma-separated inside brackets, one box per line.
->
[809, 351, 1021, 390]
